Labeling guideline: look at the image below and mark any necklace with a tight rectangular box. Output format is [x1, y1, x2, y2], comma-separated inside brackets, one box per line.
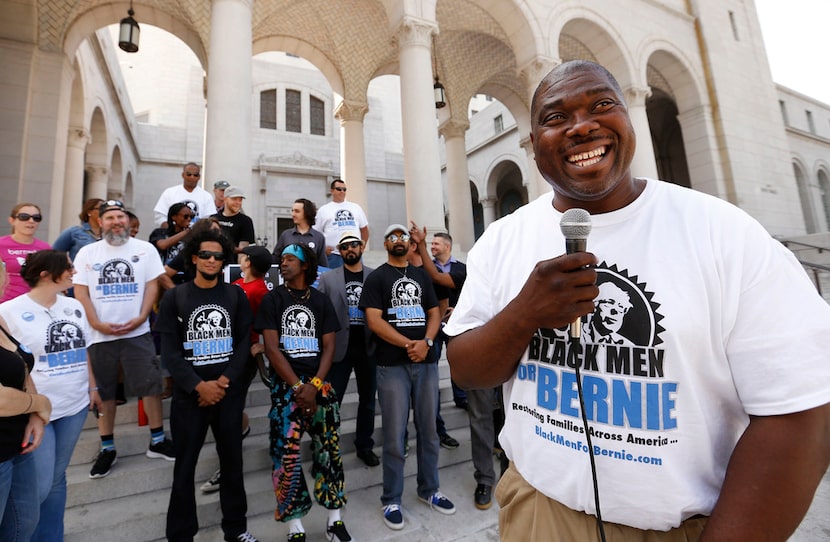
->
[284, 284, 311, 303]
[391, 264, 408, 278]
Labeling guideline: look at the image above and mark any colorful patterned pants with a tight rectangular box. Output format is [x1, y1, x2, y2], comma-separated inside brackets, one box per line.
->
[269, 378, 347, 521]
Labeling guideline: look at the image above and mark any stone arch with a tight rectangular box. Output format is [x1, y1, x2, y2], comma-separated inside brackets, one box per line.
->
[85, 107, 109, 201]
[254, 37, 346, 98]
[485, 158, 527, 219]
[109, 145, 124, 200]
[62, 59, 89, 229]
[552, 10, 636, 90]
[469, 179, 484, 240]
[644, 47, 714, 193]
[125, 172, 135, 211]
[62, 3, 207, 69]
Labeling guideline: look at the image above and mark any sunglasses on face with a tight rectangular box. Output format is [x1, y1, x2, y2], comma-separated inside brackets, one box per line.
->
[196, 250, 226, 261]
[333, 187, 347, 192]
[338, 241, 362, 251]
[14, 213, 43, 222]
[386, 233, 410, 243]
[184, 172, 201, 177]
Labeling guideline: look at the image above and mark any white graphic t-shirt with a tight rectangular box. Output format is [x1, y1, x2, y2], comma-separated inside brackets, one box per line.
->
[444, 179, 830, 530]
[0, 294, 90, 420]
[73, 238, 165, 345]
[153, 184, 217, 227]
[314, 201, 368, 254]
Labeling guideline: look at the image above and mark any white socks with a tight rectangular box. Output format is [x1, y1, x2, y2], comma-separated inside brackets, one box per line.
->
[328, 508, 341, 526]
[287, 518, 304, 534]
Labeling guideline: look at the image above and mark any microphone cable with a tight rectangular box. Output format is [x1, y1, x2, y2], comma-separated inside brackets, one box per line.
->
[572, 335, 607, 542]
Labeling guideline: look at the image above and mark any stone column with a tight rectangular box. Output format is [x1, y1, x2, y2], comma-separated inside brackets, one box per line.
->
[519, 56, 559, 199]
[85, 166, 108, 201]
[334, 100, 370, 212]
[625, 86, 658, 180]
[439, 119, 474, 251]
[397, 17, 445, 233]
[520, 136, 546, 200]
[204, 0, 253, 207]
[481, 197, 497, 229]
[62, 127, 89, 229]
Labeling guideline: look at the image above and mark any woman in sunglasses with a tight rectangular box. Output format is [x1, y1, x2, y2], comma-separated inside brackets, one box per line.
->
[0, 203, 51, 303]
[150, 203, 194, 265]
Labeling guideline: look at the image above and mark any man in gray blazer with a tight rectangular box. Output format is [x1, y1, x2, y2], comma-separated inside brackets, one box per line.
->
[317, 231, 379, 467]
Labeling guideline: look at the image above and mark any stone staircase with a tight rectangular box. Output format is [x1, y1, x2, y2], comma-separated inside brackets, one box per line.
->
[63, 360, 494, 541]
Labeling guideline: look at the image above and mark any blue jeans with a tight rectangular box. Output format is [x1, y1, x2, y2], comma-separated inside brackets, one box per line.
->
[377, 363, 440, 506]
[326, 253, 343, 269]
[0, 452, 40, 542]
[31, 406, 87, 542]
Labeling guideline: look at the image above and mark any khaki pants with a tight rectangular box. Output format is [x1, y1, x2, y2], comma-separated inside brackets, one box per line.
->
[496, 463, 707, 542]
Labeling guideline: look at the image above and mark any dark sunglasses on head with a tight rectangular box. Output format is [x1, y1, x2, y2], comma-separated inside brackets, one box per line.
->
[196, 250, 226, 261]
[184, 172, 201, 177]
[338, 241, 362, 250]
[386, 233, 410, 243]
[14, 213, 43, 222]
[333, 187, 347, 192]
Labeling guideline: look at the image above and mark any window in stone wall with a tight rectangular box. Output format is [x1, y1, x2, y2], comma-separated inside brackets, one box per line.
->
[310, 96, 325, 135]
[806, 110, 815, 134]
[286, 89, 302, 133]
[260, 89, 277, 129]
[494, 114, 504, 134]
[779, 100, 789, 126]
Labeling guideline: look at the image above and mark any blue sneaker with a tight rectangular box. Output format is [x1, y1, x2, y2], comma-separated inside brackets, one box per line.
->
[419, 491, 456, 515]
[382, 503, 404, 530]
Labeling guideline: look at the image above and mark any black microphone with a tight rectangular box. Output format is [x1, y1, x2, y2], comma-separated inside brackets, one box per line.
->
[559, 208, 592, 339]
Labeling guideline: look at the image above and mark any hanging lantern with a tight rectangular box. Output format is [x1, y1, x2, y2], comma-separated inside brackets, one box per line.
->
[434, 77, 446, 109]
[118, 6, 140, 53]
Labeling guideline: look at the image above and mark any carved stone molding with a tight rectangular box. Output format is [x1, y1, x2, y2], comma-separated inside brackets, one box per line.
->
[519, 56, 559, 94]
[625, 86, 652, 106]
[334, 100, 369, 123]
[439, 120, 469, 139]
[259, 152, 332, 171]
[396, 16, 438, 49]
[67, 127, 90, 149]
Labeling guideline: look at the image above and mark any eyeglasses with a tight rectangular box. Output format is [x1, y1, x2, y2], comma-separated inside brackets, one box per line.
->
[338, 241, 362, 250]
[184, 172, 201, 177]
[196, 250, 226, 261]
[386, 233, 410, 243]
[13, 213, 43, 222]
[333, 187, 347, 192]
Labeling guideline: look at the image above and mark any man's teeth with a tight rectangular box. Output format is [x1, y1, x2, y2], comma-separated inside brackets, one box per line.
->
[568, 147, 606, 167]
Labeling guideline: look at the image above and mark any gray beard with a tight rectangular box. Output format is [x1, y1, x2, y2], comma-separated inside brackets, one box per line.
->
[103, 228, 130, 246]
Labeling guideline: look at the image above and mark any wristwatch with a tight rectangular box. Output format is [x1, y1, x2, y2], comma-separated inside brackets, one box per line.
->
[425, 337, 434, 347]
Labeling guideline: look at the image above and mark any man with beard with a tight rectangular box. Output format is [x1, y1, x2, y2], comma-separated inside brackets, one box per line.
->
[155, 229, 259, 542]
[360, 224, 454, 531]
[317, 231, 379, 467]
[211, 185, 255, 257]
[73, 200, 174, 479]
[445, 60, 830, 540]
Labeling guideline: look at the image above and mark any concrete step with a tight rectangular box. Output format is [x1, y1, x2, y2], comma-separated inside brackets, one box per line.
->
[64, 359, 476, 540]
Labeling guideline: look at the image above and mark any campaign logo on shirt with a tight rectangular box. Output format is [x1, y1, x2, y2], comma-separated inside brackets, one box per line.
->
[41, 320, 87, 371]
[523, 263, 675, 436]
[181, 200, 200, 222]
[184, 304, 232, 366]
[388, 277, 425, 327]
[334, 209, 357, 229]
[345, 280, 365, 325]
[96, 258, 139, 296]
[280, 305, 318, 358]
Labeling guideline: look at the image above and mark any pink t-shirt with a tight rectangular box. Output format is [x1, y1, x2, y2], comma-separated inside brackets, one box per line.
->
[0, 235, 51, 302]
